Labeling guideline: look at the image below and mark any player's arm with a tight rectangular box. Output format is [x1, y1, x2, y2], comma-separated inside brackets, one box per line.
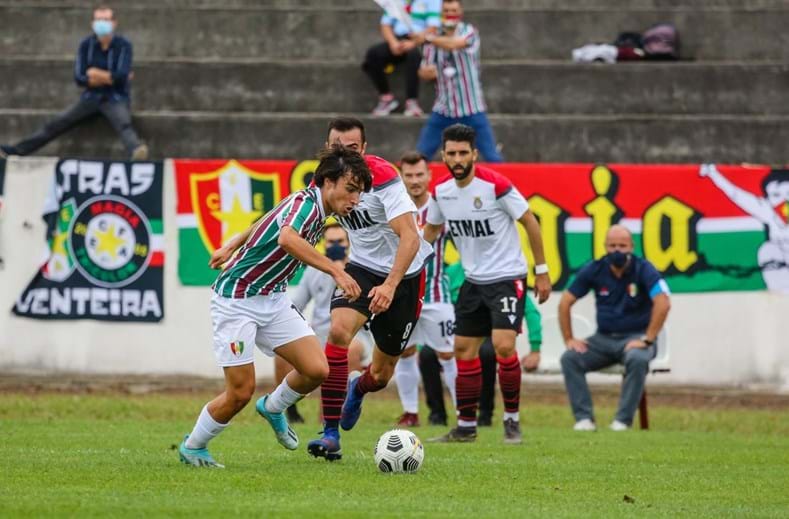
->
[278, 226, 361, 302]
[368, 213, 421, 314]
[422, 223, 443, 244]
[426, 32, 470, 51]
[518, 210, 551, 303]
[290, 268, 313, 311]
[208, 221, 258, 269]
[625, 279, 671, 351]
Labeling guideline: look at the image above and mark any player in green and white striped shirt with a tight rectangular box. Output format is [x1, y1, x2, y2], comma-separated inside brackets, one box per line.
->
[178, 146, 372, 469]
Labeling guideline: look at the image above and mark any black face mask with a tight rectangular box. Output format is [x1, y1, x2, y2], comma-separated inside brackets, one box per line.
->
[606, 250, 631, 268]
[448, 162, 473, 181]
[325, 243, 347, 261]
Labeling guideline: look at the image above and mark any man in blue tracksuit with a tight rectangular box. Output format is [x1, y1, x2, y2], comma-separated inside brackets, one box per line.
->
[1, 6, 147, 160]
[559, 225, 671, 431]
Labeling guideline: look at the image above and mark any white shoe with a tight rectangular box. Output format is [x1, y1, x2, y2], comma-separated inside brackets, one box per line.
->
[609, 420, 631, 431]
[573, 419, 597, 431]
[403, 99, 424, 117]
[372, 96, 399, 116]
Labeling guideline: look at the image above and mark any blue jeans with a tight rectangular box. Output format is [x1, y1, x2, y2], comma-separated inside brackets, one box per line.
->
[416, 111, 503, 162]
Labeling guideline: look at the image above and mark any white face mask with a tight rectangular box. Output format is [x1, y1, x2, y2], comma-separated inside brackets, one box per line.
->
[92, 19, 113, 37]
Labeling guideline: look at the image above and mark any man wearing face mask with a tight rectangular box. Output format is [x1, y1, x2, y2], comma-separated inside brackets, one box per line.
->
[0, 6, 147, 160]
[558, 225, 671, 432]
[415, 0, 502, 162]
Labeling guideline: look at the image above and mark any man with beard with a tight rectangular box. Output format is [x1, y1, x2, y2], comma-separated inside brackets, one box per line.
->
[423, 123, 551, 444]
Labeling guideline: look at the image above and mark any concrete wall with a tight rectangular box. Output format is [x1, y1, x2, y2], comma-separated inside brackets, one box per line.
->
[1, 157, 788, 388]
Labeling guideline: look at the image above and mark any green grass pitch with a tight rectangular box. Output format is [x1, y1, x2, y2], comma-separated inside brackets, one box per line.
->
[1, 392, 788, 517]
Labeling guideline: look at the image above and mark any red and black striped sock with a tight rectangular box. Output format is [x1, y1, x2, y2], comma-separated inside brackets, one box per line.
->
[355, 366, 388, 395]
[320, 343, 348, 429]
[497, 354, 521, 414]
[455, 358, 482, 425]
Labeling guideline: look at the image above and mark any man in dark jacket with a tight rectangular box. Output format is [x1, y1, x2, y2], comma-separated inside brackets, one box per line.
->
[1, 6, 147, 160]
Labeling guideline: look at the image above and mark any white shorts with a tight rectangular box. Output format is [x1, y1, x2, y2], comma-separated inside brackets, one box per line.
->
[211, 292, 315, 367]
[407, 302, 455, 353]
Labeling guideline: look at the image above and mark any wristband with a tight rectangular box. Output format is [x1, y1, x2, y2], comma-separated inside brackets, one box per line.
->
[534, 263, 549, 275]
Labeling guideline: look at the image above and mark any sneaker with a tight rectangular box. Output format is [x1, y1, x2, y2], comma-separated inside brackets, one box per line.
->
[503, 418, 522, 444]
[403, 99, 424, 117]
[609, 420, 631, 432]
[286, 404, 305, 424]
[573, 418, 597, 432]
[427, 412, 447, 426]
[372, 96, 399, 116]
[178, 435, 225, 468]
[396, 412, 420, 427]
[339, 372, 364, 431]
[131, 143, 149, 161]
[307, 427, 342, 461]
[255, 395, 299, 450]
[477, 412, 493, 427]
[428, 426, 477, 443]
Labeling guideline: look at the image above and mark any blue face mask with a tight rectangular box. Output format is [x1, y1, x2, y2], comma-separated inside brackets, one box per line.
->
[606, 250, 631, 268]
[325, 243, 347, 261]
[92, 20, 114, 37]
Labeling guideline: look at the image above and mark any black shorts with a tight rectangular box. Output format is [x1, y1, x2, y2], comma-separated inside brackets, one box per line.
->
[330, 263, 425, 356]
[454, 278, 526, 337]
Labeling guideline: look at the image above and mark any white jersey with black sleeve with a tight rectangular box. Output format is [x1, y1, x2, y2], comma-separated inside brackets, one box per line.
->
[427, 165, 529, 284]
[336, 155, 433, 278]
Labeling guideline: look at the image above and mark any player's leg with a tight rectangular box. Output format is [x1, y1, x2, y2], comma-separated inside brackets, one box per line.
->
[431, 282, 489, 442]
[394, 345, 421, 426]
[309, 304, 367, 461]
[477, 338, 497, 426]
[180, 295, 258, 467]
[421, 302, 457, 418]
[419, 345, 448, 425]
[274, 356, 304, 423]
[340, 269, 425, 431]
[486, 279, 528, 444]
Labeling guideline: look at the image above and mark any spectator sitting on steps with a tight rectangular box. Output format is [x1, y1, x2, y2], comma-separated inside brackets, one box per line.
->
[558, 225, 671, 432]
[362, 0, 441, 117]
[0, 5, 148, 161]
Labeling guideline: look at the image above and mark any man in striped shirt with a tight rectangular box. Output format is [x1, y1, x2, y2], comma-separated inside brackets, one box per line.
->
[415, 0, 502, 162]
[178, 146, 372, 468]
[393, 151, 457, 427]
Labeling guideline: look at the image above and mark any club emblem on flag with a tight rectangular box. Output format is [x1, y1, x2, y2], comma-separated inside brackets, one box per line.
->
[230, 340, 245, 356]
[69, 195, 152, 288]
[190, 160, 282, 254]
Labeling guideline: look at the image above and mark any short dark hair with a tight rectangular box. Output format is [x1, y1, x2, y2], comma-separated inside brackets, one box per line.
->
[442, 123, 476, 149]
[327, 117, 366, 145]
[94, 5, 114, 18]
[399, 151, 428, 167]
[313, 145, 372, 192]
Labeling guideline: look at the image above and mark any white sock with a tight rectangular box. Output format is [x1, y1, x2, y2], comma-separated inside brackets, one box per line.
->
[395, 354, 420, 414]
[265, 378, 304, 414]
[438, 357, 457, 410]
[186, 405, 228, 449]
[503, 411, 520, 422]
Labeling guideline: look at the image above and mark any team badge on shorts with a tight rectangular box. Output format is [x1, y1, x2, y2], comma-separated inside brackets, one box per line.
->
[69, 195, 152, 288]
[230, 340, 245, 356]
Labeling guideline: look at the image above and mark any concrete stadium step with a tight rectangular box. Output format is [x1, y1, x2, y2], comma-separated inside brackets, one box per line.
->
[9, 0, 789, 10]
[1, 5, 788, 61]
[2, 110, 786, 164]
[2, 59, 787, 116]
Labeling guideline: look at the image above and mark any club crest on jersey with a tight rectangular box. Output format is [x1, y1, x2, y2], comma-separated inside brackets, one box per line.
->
[473, 196, 483, 209]
[230, 340, 245, 356]
[628, 283, 638, 297]
[599, 286, 610, 296]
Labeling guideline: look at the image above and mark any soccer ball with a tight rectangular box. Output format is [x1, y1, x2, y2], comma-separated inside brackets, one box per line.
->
[374, 429, 424, 473]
